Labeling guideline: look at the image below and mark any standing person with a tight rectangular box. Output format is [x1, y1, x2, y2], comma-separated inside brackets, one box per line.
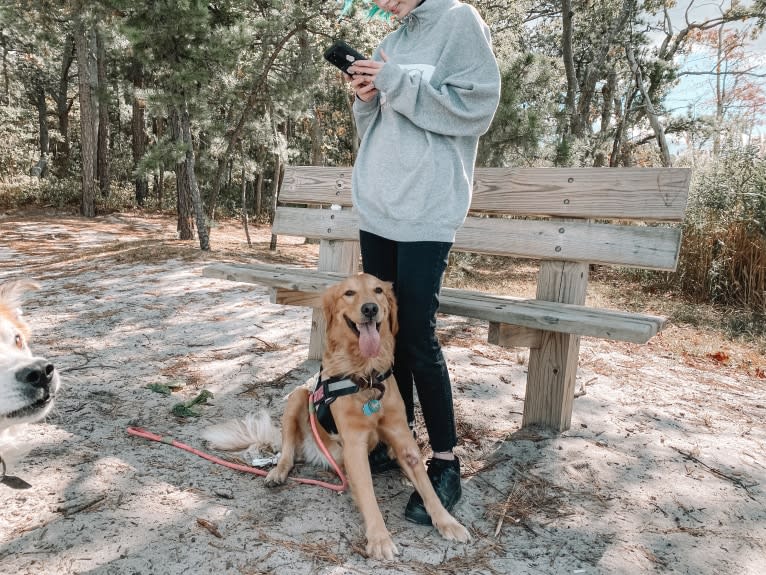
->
[345, 0, 501, 525]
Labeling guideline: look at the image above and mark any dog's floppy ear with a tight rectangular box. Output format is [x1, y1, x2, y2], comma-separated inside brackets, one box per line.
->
[321, 282, 342, 329]
[383, 281, 398, 337]
[0, 280, 39, 320]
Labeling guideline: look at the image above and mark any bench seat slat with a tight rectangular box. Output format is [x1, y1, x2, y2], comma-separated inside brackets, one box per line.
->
[202, 263, 665, 344]
[281, 166, 690, 221]
[273, 207, 682, 270]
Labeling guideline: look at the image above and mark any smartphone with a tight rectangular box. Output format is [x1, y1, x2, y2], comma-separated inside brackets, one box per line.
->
[323, 40, 368, 74]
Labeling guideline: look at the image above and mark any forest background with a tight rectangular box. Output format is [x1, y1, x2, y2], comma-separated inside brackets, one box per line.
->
[0, 0, 764, 341]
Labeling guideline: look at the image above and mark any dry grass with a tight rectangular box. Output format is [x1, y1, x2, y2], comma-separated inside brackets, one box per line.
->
[678, 222, 766, 311]
[485, 468, 570, 531]
[409, 543, 505, 574]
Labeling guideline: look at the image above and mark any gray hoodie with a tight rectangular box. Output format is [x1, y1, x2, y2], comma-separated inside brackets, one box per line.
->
[352, 0, 501, 243]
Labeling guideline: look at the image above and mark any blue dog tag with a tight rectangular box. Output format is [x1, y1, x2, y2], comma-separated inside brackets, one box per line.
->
[362, 399, 381, 416]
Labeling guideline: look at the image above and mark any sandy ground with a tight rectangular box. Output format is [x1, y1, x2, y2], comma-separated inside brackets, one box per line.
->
[0, 211, 764, 575]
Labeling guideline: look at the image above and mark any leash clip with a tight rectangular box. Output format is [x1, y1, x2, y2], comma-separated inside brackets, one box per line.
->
[251, 453, 281, 468]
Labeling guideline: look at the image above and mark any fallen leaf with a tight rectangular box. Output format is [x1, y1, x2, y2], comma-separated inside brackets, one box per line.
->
[196, 518, 222, 538]
[706, 351, 730, 363]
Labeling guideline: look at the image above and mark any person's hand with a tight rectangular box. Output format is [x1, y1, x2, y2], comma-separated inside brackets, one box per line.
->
[346, 50, 389, 103]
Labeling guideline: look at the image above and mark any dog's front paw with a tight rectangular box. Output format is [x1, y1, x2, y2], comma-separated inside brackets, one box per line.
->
[264, 466, 289, 486]
[365, 530, 398, 560]
[433, 515, 471, 543]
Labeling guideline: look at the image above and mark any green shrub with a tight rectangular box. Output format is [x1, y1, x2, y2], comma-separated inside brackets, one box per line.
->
[675, 146, 765, 311]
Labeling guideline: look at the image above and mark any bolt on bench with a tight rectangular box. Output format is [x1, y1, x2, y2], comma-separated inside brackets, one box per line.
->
[203, 166, 690, 432]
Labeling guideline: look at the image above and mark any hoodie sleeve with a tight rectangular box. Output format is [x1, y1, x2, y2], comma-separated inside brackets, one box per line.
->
[352, 93, 380, 140]
[373, 8, 500, 137]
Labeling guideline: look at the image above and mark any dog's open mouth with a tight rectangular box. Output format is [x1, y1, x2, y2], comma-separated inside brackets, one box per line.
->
[4, 393, 53, 421]
[344, 315, 382, 358]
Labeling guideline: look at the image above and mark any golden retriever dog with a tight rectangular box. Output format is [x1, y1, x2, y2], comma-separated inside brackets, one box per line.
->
[0, 280, 60, 485]
[203, 273, 470, 559]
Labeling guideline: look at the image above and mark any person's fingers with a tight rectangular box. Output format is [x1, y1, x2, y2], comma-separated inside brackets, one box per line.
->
[356, 81, 378, 102]
[348, 60, 382, 75]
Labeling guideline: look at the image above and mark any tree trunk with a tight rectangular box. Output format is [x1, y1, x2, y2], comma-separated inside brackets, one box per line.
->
[170, 107, 194, 240]
[573, 0, 633, 137]
[1, 34, 9, 106]
[153, 116, 166, 209]
[35, 86, 49, 156]
[130, 59, 148, 206]
[179, 103, 210, 250]
[254, 171, 263, 217]
[74, 16, 98, 217]
[112, 76, 120, 145]
[153, 167, 165, 210]
[625, 45, 671, 167]
[268, 156, 283, 251]
[30, 83, 49, 178]
[310, 105, 324, 165]
[96, 28, 110, 198]
[54, 34, 75, 172]
[241, 167, 252, 247]
[713, 25, 726, 158]
[561, 0, 578, 137]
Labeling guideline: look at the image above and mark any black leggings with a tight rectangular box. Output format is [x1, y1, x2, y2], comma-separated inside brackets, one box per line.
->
[359, 230, 457, 453]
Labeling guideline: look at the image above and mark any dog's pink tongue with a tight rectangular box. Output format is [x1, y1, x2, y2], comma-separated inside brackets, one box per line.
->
[357, 322, 380, 358]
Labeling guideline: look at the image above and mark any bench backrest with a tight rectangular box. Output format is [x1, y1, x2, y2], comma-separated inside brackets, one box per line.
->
[275, 166, 691, 271]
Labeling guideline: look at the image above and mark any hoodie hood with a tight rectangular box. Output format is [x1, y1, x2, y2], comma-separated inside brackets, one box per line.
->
[401, 0, 458, 30]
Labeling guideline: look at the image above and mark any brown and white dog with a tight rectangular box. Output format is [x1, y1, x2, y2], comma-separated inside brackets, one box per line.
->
[0, 281, 60, 480]
[203, 273, 470, 559]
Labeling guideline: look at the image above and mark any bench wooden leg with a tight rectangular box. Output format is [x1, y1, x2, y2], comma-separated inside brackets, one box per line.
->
[308, 239, 360, 360]
[522, 261, 589, 432]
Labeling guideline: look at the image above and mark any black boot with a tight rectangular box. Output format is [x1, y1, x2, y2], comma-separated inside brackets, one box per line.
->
[369, 425, 416, 474]
[404, 456, 462, 525]
[368, 442, 399, 474]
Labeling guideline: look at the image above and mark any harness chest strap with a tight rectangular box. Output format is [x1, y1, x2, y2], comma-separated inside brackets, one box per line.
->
[311, 367, 393, 435]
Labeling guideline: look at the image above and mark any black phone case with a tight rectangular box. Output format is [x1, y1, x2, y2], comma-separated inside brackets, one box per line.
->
[323, 40, 367, 73]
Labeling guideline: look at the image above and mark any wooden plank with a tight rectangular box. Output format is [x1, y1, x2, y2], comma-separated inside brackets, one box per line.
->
[281, 166, 690, 221]
[202, 263, 667, 343]
[281, 166, 353, 205]
[273, 206, 359, 241]
[523, 261, 588, 432]
[470, 167, 689, 220]
[273, 207, 683, 270]
[202, 262, 344, 292]
[271, 288, 321, 307]
[487, 322, 542, 348]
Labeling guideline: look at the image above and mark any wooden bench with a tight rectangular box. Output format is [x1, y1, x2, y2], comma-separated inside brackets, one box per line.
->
[203, 166, 690, 432]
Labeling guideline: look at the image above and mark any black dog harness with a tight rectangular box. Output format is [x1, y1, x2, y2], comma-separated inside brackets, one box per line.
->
[310, 367, 393, 435]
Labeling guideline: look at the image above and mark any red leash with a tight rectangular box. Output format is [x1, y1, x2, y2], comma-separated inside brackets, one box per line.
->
[127, 400, 348, 493]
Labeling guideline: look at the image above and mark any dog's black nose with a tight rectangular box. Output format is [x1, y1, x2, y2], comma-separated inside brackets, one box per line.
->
[361, 302, 378, 319]
[16, 360, 55, 389]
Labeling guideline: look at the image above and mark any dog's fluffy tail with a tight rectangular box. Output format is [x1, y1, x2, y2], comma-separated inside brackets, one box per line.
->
[201, 411, 281, 452]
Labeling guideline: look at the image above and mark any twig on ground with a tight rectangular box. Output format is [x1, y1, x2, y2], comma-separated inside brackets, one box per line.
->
[671, 446, 758, 499]
[494, 489, 515, 537]
[55, 494, 106, 516]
